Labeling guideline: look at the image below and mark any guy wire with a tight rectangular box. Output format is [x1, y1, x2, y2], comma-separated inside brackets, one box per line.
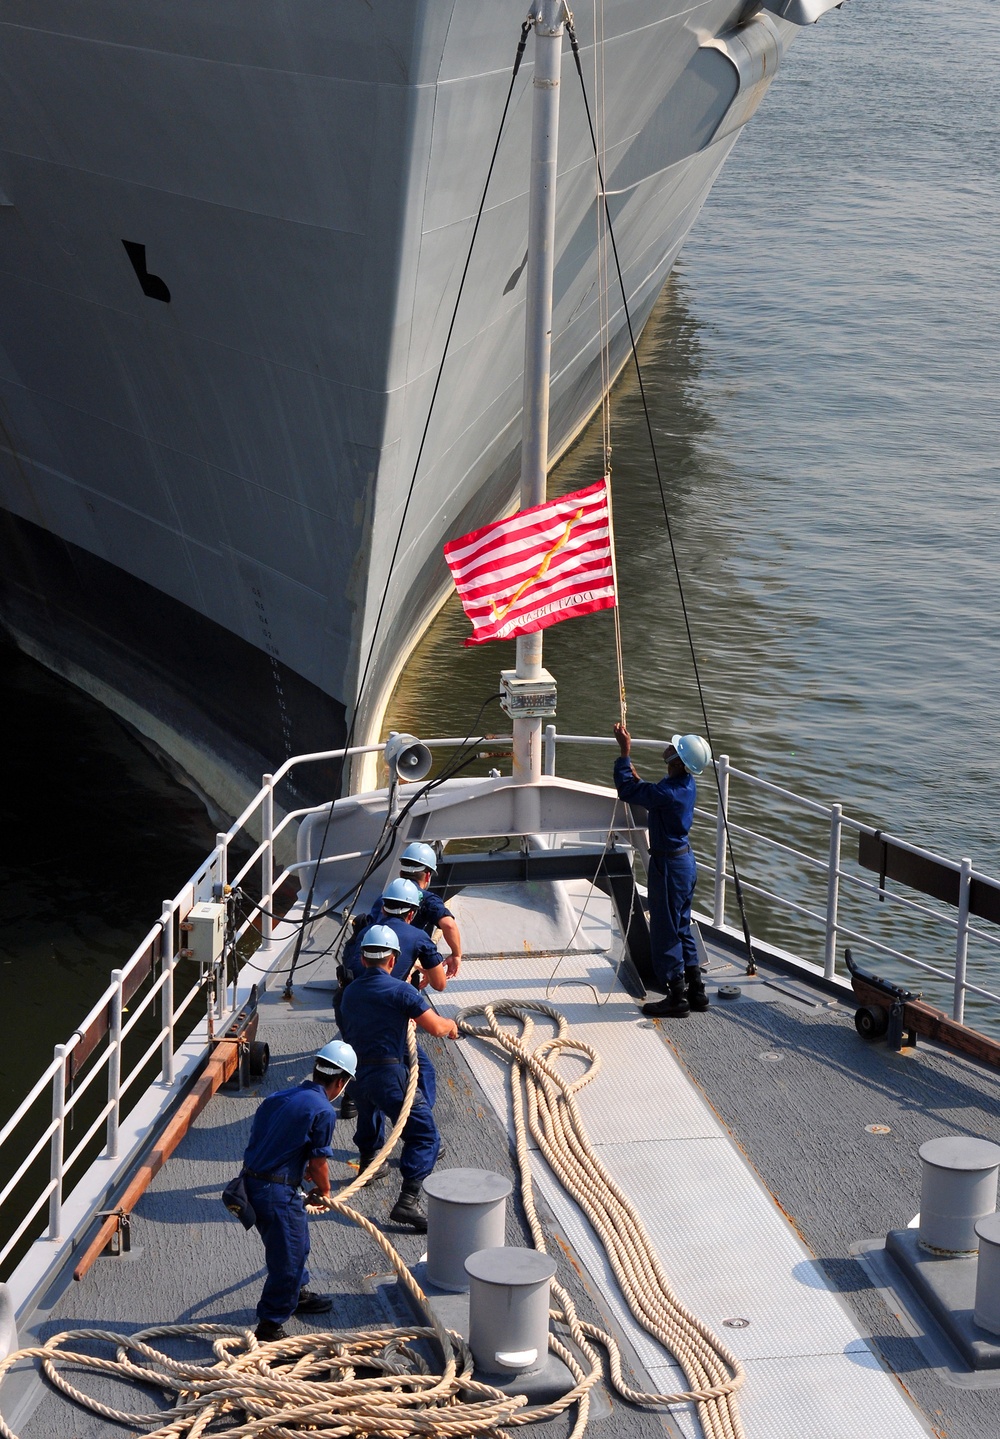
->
[282, 20, 533, 989]
[566, 18, 757, 973]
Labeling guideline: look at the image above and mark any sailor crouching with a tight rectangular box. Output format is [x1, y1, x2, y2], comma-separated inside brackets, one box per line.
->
[242, 1039, 356, 1343]
[339, 925, 459, 1233]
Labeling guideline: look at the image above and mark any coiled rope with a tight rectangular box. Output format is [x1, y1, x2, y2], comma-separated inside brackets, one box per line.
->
[457, 1000, 745, 1439]
[0, 1008, 743, 1438]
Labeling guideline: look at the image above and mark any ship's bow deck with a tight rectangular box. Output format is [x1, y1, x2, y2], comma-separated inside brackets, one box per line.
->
[8, 875, 1000, 1437]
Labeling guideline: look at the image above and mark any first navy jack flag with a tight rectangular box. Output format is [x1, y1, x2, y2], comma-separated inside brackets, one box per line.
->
[443, 479, 618, 646]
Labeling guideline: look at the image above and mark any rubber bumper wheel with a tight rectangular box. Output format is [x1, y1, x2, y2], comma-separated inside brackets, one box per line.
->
[854, 1005, 889, 1040]
[248, 1040, 270, 1077]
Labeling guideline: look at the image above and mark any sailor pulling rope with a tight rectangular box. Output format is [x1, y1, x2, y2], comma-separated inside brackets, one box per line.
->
[0, 1008, 743, 1439]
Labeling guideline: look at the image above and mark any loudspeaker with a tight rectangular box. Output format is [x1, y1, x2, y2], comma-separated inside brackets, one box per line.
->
[383, 731, 433, 783]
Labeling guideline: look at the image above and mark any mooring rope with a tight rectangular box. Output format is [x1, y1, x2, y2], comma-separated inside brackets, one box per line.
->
[457, 1001, 745, 1439]
[0, 1008, 743, 1438]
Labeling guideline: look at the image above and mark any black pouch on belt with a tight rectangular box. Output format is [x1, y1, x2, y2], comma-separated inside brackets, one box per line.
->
[222, 1173, 256, 1230]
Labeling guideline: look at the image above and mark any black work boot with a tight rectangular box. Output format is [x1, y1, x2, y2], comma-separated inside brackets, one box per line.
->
[339, 1092, 358, 1120]
[389, 1179, 428, 1232]
[356, 1151, 387, 1186]
[685, 966, 710, 1012]
[254, 1319, 288, 1343]
[641, 977, 691, 1019]
[296, 1287, 333, 1315]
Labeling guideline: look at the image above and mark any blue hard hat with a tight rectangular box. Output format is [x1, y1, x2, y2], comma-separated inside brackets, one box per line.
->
[314, 1039, 357, 1079]
[360, 922, 402, 955]
[400, 841, 438, 876]
[381, 877, 423, 913]
[670, 733, 712, 776]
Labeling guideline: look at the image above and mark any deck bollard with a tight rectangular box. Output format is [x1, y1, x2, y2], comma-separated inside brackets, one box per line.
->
[0, 1283, 17, 1362]
[465, 1247, 557, 1374]
[423, 1169, 513, 1292]
[974, 1212, 1000, 1334]
[918, 1136, 1000, 1255]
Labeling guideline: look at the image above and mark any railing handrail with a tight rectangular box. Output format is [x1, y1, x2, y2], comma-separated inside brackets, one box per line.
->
[4, 724, 1000, 1292]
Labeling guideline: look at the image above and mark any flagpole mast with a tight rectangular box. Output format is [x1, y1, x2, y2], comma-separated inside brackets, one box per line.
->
[511, 0, 564, 783]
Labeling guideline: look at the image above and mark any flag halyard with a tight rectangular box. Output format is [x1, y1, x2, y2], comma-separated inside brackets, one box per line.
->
[444, 478, 617, 646]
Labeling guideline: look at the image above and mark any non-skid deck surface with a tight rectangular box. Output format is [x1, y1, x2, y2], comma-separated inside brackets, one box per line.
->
[438, 943, 932, 1439]
[664, 941, 1000, 1439]
[3, 932, 663, 1439]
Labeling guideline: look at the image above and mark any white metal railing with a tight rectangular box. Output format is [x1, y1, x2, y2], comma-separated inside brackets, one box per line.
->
[3, 726, 1000, 1283]
[545, 728, 1000, 1024]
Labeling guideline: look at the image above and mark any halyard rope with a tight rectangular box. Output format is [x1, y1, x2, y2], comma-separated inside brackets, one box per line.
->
[0, 1008, 743, 1438]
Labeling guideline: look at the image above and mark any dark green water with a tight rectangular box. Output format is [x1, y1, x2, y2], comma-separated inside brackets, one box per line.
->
[0, 645, 219, 1117]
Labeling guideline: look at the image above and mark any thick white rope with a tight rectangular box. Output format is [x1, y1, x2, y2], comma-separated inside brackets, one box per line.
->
[458, 1000, 746, 1439]
[0, 1008, 742, 1438]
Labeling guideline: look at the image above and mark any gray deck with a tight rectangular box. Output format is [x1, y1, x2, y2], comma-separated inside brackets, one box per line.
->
[5, 883, 1000, 1439]
[664, 938, 1000, 1439]
[1, 931, 666, 1439]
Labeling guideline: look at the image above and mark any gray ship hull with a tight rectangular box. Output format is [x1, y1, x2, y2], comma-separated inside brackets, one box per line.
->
[0, 1, 795, 807]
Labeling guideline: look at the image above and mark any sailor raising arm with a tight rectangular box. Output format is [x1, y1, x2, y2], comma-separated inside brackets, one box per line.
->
[613, 723, 712, 1020]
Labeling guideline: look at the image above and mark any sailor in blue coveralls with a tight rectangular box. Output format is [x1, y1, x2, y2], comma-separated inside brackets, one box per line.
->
[612, 723, 712, 1019]
[242, 1039, 356, 1343]
[339, 928, 459, 1230]
[337, 877, 447, 1121]
[385, 842, 462, 977]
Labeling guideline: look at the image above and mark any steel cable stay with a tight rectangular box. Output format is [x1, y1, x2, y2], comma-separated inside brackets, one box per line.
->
[281, 18, 533, 993]
[565, 18, 758, 975]
[1, 1007, 744, 1439]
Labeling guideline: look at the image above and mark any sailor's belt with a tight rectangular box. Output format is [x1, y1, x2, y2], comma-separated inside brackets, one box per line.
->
[651, 844, 691, 858]
[356, 1057, 405, 1070]
[244, 1168, 296, 1185]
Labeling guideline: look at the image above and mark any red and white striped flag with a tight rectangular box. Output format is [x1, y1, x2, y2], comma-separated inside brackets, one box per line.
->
[443, 478, 617, 646]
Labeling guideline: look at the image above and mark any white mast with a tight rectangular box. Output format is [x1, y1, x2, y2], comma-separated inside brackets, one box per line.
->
[509, 0, 565, 783]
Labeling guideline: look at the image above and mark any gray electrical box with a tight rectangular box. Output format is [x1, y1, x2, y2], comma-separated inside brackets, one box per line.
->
[181, 902, 226, 966]
[500, 669, 557, 719]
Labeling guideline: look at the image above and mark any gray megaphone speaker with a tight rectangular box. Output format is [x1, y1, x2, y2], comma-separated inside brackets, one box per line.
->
[383, 731, 432, 783]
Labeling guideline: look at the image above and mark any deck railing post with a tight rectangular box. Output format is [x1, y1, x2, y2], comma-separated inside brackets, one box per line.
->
[713, 755, 730, 928]
[215, 832, 228, 893]
[215, 832, 228, 1024]
[543, 726, 557, 777]
[48, 1044, 68, 1241]
[823, 804, 843, 979]
[107, 968, 124, 1159]
[260, 774, 274, 951]
[954, 857, 972, 1023]
[160, 904, 175, 1084]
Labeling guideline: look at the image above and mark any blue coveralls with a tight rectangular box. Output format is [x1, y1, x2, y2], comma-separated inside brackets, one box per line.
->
[339, 967, 440, 1181]
[613, 755, 698, 988]
[242, 1081, 336, 1324]
[338, 912, 443, 1109]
